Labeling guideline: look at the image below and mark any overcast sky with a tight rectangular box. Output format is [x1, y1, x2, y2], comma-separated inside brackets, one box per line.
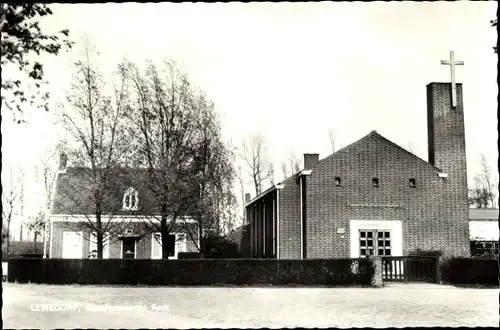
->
[2, 2, 498, 217]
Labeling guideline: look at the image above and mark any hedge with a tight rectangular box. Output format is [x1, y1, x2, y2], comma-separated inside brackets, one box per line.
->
[7, 258, 375, 286]
[440, 257, 499, 285]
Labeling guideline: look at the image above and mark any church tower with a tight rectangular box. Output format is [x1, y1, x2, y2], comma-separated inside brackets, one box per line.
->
[426, 82, 467, 186]
[426, 51, 469, 256]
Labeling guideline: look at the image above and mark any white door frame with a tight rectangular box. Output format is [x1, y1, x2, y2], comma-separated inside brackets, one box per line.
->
[120, 238, 137, 259]
[349, 220, 403, 258]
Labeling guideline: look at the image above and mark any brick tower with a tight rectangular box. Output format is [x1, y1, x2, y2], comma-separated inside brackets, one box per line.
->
[426, 82, 470, 256]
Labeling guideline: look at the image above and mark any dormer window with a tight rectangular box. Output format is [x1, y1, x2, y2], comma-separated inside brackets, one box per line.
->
[123, 187, 139, 211]
[372, 178, 379, 188]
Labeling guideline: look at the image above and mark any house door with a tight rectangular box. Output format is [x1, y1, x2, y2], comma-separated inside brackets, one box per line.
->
[122, 238, 136, 259]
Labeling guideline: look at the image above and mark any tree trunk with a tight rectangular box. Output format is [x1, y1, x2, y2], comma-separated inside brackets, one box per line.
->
[6, 212, 12, 256]
[33, 232, 38, 254]
[96, 212, 103, 259]
[198, 212, 204, 258]
[161, 204, 169, 259]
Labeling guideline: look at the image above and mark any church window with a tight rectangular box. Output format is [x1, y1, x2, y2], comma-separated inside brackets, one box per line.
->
[359, 230, 391, 257]
[409, 178, 416, 188]
[372, 178, 379, 187]
[122, 187, 139, 211]
[334, 177, 342, 186]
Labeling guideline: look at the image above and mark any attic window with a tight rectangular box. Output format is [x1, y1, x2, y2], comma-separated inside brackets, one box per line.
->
[372, 178, 379, 188]
[123, 187, 139, 211]
[409, 178, 416, 188]
[334, 177, 342, 186]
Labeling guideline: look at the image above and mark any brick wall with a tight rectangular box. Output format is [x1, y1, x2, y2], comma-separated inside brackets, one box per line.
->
[246, 83, 469, 260]
[426, 83, 469, 257]
[278, 175, 302, 259]
[303, 131, 469, 258]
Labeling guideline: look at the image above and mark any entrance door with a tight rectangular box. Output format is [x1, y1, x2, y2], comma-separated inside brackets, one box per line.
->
[122, 238, 136, 259]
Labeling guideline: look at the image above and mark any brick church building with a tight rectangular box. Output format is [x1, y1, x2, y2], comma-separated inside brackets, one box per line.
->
[244, 82, 470, 259]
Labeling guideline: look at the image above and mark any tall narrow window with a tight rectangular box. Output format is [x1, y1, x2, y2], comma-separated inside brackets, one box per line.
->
[123, 187, 139, 211]
[372, 178, 379, 187]
[409, 178, 416, 188]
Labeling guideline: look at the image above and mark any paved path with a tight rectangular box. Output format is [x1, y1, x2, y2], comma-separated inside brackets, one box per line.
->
[3, 283, 498, 328]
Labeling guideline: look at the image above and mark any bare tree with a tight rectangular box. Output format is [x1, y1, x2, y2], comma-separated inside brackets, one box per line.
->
[57, 38, 128, 258]
[468, 154, 497, 208]
[268, 163, 275, 186]
[281, 148, 302, 179]
[181, 90, 238, 256]
[30, 142, 65, 257]
[122, 58, 202, 259]
[328, 128, 337, 153]
[241, 133, 273, 196]
[1, 163, 25, 255]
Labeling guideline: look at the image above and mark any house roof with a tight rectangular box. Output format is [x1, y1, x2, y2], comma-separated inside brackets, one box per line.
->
[51, 167, 197, 216]
[469, 208, 499, 221]
[245, 130, 442, 207]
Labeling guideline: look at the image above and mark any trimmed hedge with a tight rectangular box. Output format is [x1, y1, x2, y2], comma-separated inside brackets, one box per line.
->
[7, 258, 375, 286]
[440, 257, 499, 285]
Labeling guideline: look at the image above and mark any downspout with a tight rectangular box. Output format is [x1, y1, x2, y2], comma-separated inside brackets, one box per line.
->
[274, 185, 284, 260]
[272, 196, 279, 258]
[263, 201, 266, 257]
[276, 190, 280, 259]
[300, 176, 304, 259]
[298, 171, 311, 260]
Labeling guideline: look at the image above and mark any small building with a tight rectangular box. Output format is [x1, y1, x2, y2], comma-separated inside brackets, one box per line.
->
[48, 163, 200, 259]
[469, 208, 499, 256]
[244, 82, 470, 259]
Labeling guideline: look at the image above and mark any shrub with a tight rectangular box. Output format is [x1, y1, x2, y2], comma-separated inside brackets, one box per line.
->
[440, 257, 499, 286]
[202, 235, 241, 258]
[178, 252, 200, 259]
[7, 257, 376, 287]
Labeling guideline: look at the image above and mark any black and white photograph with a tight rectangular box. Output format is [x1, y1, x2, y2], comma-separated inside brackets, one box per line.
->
[1, 2, 498, 329]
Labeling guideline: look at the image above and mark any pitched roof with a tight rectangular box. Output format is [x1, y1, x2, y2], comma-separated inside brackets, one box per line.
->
[310, 130, 441, 173]
[469, 208, 499, 221]
[51, 167, 197, 216]
[247, 130, 441, 205]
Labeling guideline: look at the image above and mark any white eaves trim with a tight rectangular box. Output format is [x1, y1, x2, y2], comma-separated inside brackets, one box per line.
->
[50, 214, 198, 223]
[244, 184, 285, 208]
[437, 172, 448, 178]
[298, 170, 312, 176]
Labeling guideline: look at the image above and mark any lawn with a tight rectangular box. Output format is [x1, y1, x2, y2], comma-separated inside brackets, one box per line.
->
[2, 282, 498, 328]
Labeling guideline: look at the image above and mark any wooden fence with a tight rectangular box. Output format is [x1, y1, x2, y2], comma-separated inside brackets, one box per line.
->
[381, 256, 437, 283]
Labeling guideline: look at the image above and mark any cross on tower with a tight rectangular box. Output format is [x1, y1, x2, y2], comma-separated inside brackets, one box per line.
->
[440, 51, 464, 107]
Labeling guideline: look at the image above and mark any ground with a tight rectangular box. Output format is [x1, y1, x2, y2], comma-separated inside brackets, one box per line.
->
[2, 283, 498, 328]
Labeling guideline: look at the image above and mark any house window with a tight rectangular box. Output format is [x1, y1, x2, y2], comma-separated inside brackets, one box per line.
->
[122, 187, 139, 211]
[62, 231, 83, 259]
[334, 177, 342, 186]
[409, 178, 416, 188]
[359, 230, 391, 257]
[471, 240, 499, 257]
[372, 178, 379, 187]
